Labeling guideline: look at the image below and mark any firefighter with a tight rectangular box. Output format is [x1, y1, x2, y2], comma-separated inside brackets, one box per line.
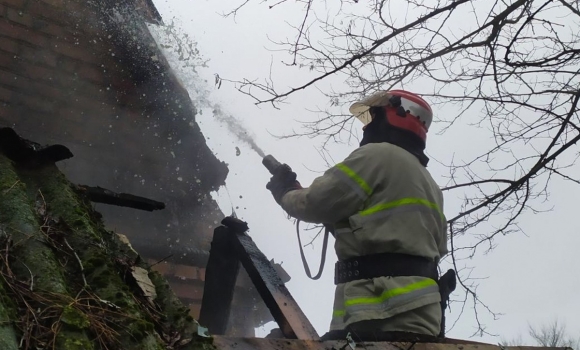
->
[266, 90, 453, 340]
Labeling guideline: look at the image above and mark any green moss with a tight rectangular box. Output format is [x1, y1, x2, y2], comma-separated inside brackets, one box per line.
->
[0, 156, 95, 348]
[113, 291, 129, 308]
[89, 268, 115, 289]
[32, 166, 99, 239]
[1, 154, 215, 349]
[83, 255, 107, 277]
[0, 156, 68, 294]
[61, 305, 90, 330]
[128, 319, 154, 339]
[0, 283, 17, 322]
[191, 343, 217, 350]
[0, 156, 38, 236]
[149, 272, 181, 325]
[116, 299, 129, 308]
[0, 282, 18, 350]
[148, 272, 219, 350]
[61, 335, 93, 350]
[149, 272, 203, 334]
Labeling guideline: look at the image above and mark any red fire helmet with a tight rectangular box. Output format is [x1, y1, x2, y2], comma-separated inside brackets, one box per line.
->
[349, 89, 433, 142]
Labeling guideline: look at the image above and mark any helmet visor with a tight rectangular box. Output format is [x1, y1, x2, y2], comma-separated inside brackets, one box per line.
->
[349, 91, 393, 126]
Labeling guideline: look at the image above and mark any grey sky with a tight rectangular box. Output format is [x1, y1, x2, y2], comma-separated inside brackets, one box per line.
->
[150, 0, 580, 343]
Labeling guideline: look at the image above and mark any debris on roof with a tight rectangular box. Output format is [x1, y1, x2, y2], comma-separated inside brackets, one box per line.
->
[0, 128, 211, 349]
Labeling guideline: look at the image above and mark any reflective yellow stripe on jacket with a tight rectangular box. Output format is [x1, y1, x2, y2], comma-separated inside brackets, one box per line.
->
[331, 165, 445, 321]
[359, 197, 446, 224]
[333, 164, 444, 224]
[279, 143, 447, 331]
[331, 163, 373, 200]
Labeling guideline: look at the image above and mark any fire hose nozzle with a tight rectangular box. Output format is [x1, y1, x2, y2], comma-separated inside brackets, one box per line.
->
[262, 154, 282, 175]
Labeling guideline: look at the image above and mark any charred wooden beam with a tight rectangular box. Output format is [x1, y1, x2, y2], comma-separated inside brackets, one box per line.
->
[231, 227, 319, 340]
[77, 185, 165, 211]
[0, 127, 73, 166]
[200, 217, 319, 340]
[198, 226, 241, 335]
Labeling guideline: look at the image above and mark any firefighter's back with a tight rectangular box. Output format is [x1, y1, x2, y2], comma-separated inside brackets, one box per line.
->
[330, 142, 447, 336]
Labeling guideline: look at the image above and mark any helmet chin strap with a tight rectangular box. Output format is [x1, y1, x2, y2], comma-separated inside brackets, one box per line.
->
[360, 112, 430, 167]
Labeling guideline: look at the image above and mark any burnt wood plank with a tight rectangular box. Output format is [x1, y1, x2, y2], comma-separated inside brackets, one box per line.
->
[77, 185, 165, 211]
[198, 226, 241, 335]
[230, 229, 319, 340]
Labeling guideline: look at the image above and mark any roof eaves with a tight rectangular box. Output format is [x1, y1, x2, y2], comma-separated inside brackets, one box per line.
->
[138, 0, 163, 24]
[102, 0, 163, 24]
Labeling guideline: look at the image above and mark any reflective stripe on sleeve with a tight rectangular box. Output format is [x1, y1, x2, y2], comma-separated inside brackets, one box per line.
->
[330, 163, 373, 200]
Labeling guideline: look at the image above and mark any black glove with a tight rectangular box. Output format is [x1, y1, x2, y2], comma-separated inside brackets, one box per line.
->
[266, 164, 302, 204]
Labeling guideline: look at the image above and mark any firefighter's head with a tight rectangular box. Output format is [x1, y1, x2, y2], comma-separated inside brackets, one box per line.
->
[350, 90, 433, 165]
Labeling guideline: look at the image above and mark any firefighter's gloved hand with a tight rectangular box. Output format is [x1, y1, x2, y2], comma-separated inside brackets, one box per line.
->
[266, 166, 302, 204]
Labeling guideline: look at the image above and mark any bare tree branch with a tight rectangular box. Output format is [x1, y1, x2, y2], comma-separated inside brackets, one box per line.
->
[221, 0, 580, 335]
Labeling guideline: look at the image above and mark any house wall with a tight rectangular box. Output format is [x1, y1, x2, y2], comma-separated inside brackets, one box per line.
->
[0, 0, 270, 337]
[0, 0, 228, 251]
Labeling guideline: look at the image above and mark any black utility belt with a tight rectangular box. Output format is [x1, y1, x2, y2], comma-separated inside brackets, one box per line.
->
[334, 252, 438, 285]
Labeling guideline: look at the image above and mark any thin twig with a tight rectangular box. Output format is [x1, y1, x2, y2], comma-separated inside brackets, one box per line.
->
[21, 262, 34, 292]
[302, 225, 324, 248]
[2, 180, 20, 194]
[149, 254, 173, 268]
[63, 238, 87, 288]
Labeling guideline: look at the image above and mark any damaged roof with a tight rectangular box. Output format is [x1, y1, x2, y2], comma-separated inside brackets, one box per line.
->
[0, 128, 210, 349]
